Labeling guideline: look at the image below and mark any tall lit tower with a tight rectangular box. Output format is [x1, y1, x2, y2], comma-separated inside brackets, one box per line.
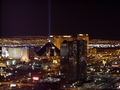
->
[60, 40, 87, 85]
[77, 34, 89, 54]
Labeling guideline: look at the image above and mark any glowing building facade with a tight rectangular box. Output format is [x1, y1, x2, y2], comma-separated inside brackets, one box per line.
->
[50, 35, 73, 49]
[1, 46, 34, 62]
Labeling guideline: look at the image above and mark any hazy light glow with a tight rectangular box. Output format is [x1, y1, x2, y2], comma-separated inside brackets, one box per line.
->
[79, 34, 83, 36]
[32, 76, 39, 80]
[63, 35, 71, 37]
[50, 35, 53, 37]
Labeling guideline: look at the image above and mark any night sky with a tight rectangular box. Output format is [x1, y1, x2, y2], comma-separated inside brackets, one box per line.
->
[1, 0, 120, 40]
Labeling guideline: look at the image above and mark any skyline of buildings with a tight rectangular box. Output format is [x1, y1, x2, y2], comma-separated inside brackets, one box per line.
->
[1, 34, 120, 63]
[0, 34, 120, 48]
[0, 34, 120, 89]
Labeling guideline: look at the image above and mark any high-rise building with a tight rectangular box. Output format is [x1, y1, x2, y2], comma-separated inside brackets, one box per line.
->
[60, 40, 87, 85]
[50, 35, 73, 49]
[0, 47, 2, 59]
[29, 46, 35, 60]
[50, 34, 89, 54]
[77, 34, 89, 53]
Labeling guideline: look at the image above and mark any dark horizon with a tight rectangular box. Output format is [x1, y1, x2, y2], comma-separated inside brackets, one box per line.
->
[1, 0, 120, 40]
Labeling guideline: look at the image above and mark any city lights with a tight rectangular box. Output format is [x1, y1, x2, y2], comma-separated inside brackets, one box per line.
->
[32, 76, 39, 81]
[0, 34, 120, 89]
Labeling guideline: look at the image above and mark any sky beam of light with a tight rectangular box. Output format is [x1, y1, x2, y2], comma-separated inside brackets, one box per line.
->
[48, 0, 51, 38]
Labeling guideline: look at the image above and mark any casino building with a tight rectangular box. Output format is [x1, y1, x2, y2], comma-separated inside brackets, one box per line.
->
[0, 34, 89, 66]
